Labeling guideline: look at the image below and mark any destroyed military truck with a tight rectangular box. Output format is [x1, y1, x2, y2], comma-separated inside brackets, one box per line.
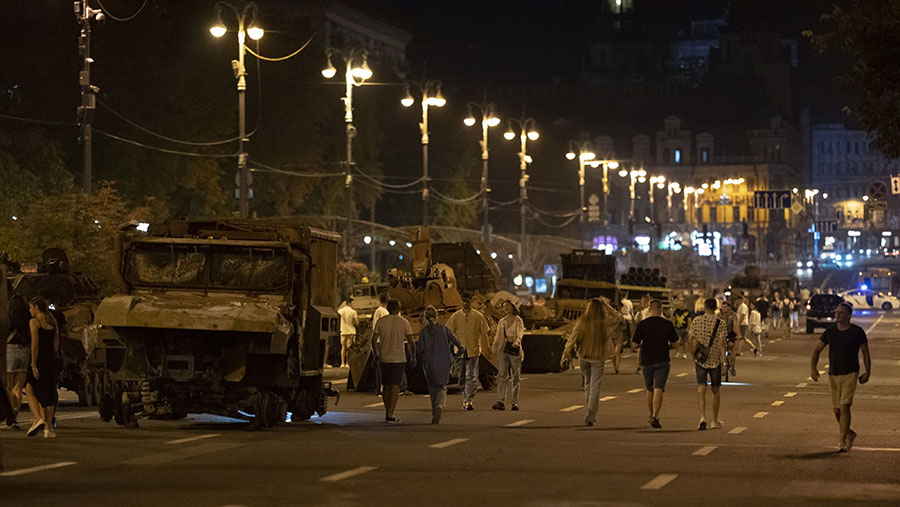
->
[84, 219, 341, 428]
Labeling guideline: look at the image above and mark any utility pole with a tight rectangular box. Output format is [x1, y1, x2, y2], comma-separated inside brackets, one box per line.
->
[76, 1, 102, 195]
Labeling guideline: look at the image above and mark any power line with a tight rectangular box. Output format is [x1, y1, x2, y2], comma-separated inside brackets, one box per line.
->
[431, 187, 483, 204]
[94, 0, 149, 22]
[248, 159, 343, 178]
[244, 35, 314, 62]
[0, 113, 74, 126]
[353, 166, 423, 189]
[93, 128, 237, 158]
[98, 99, 240, 146]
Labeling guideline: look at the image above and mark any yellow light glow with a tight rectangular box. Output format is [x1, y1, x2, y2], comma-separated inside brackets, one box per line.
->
[321, 60, 336, 79]
[638, 176, 647, 183]
[246, 25, 264, 40]
[608, 161, 619, 170]
[486, 116, 501, 127]
[210, 24, 227, 37]
[401, 93, 414, 107]
[527, 130, 539, 141]
[504, 130, 516, 141]
[581, 151, 596, 161]
[618, 169, 628, 178]
[464, 116, 476, 127]
[566, 152, 576, 160]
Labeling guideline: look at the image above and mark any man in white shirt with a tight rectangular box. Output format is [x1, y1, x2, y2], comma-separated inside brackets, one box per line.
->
[337, 298, 359, 368]
[370, 292, 390, 396]
[734, 295, 751, 355]
[373, 299, 416, 423]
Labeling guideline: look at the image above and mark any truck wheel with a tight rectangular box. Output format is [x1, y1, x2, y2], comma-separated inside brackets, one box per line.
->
[92, 371, 103, 405]
[78, 373, 95, 407]
[255, 392, 280, 429]
[882, 302, 892, 310]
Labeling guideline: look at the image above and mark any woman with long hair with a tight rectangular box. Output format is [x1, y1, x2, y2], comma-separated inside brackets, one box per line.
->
[417, 305, 461, 424]
[23, 296, 61, 438]
[562, 298, 625, 426]
[491, 302, 524, 411]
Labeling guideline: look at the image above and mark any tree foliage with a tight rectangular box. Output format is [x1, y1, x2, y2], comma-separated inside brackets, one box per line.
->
[805, 0, 900, 158]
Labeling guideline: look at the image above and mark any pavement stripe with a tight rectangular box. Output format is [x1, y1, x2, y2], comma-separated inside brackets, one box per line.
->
[165, 433, 221, 445]
[0, 461, 78, 477]
[640, 473, 678, 490]
[560, 405, 584, 412]
[692, 446, 717, 456]
[599, 396, 617, 402]
[627, 388, 644, 394]
[428, 438, 469, 449]
[119, 443, 241, 466]
[853, 447, 900, 452]
[319, 466, 378, 482]
[771, 401, 784, 407]
[728, 426, 747, 434]
[866, 314, 885, 334]
[675, 373, 688, 378]
[797, 382, 808, 388]
[364, 402, 384, 408]
[784, 392, 797, 397]
[753, 412, 769, 418]
[505, 419, 534, 427]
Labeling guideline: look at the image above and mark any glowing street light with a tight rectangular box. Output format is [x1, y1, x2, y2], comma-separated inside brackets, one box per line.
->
[401, 79, 445, 227]
[465, 101, 501, 243]
[505, 115, 539, 263]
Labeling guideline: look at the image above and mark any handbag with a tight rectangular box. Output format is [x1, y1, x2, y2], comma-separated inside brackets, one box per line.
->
[693, 319, 720, 364]
[500, 321, 520, 355]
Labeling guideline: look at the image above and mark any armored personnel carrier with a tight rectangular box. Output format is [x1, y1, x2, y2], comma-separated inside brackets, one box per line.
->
[84, 219, 340, 428]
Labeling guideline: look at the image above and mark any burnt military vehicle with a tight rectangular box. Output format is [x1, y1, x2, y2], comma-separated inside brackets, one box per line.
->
[85, 219, 340, 428]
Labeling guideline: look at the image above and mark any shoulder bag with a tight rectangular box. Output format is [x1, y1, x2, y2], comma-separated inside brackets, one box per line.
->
[693, 318, 720, 364]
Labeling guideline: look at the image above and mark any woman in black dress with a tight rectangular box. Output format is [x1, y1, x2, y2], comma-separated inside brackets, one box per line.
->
[24, 296, 60, 439]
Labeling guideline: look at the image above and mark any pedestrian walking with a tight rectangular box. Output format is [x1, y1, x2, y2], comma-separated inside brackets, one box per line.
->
[749, 306, 763, 356]
[672, 297, 692, 359]
[491, 302, 524, 411]
[688, 297, 728, 431]
[5, 293, 30, 429]
[735, 295, 756, 356]
[810, 302, 871, 452]
[561, 298, 623, 426]
[781, 296, 791, 336]
[446, 292, 489, 411]
[370, 292, 390, 397]
[23, 296, 61, 439]
[788, 291, 800, 333]
[417, 306, 462, 424]
[372, 299, 416, 424]
[770, 294, 781, 331]
[632, 299, 679, 429]
[632, 294, 652, 374]
[337, 298, 359, 368]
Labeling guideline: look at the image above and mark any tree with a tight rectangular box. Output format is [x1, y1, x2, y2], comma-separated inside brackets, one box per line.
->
[805, 1, 900, 158]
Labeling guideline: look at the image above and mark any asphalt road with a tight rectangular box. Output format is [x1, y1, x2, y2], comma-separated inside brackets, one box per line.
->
[2, 311, 899, 507]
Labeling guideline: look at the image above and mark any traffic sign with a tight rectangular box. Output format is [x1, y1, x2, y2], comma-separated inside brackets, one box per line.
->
[814, 220, 838, 233]
[791, 200, 804, 215]
[543, 264, 557, 278]
[753, 190, 792, 209]
[868, 179, 888, 200]
[891, 175, 900, 195]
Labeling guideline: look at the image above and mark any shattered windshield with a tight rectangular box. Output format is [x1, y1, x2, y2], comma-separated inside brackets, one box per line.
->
[125, 242, 290, 292]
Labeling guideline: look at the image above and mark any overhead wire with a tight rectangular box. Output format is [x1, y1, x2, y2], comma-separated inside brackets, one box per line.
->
[94, 0, 149, 22]
[93, 128, 237, 158]
[532, 213, 578, 229]
[244, 35, 314, 62]
[430, 187, 483, 204]
[353, 167, 424, 189]
[526, 202, 580, 218]
[0, 113, 74, 126]
[355, 178, 419, 194]
[97, 99, 240, 146]
[248, 159, 343, 178]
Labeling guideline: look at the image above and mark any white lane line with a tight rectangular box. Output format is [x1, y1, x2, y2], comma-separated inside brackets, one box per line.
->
[784, 392, 797, 397]
[165, 433, 221, 445]
[599, 396, 617, 402]
[364, 402, 384, 408]
[0, 461, 77, 477]
[753, 411, 769, 418]
[627, 388, 644, 394]
[797, 382, 808, 388]
[429, 438, 469, 449]
[319, 466, 378, 482]
[866, 314, 885, 334]
[675, 373, 688, 378]
[771, 401, 785, 407]
[728, 426, 747, 434]
[505, 419, 534, 427]
[120, 443, 241, 466]
[853, 447, 900, 452]
[640, 473, 678, 490]
[560, 405, 584, 412]
[692, 446, 717, 456]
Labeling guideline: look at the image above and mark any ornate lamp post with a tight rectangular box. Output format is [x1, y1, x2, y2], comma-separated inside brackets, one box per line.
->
[401, 80, 446, 227]
[503, 116, 539, 262]
[464, 102, 501, 244]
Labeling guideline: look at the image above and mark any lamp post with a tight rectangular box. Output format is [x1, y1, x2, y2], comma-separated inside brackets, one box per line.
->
[210, 1, 264, 219]
[322, 48, 373, 258]
[618, 167, 646, 222]
[503, 116, 539, 262]
[649, 175, 666, 223]
[401, 80, 446, 227]
[465, 102, 501, 244]
[566, 141, 597, 248]
[666, 181, 681, 222]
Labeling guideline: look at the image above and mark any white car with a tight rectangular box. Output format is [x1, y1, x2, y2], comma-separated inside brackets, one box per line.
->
[838, 289, 899, 311]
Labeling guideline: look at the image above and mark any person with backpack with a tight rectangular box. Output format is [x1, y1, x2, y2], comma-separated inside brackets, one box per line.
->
[689, 297, 728, 430]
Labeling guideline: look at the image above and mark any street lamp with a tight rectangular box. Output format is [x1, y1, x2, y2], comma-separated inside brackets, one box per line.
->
[210, 0, 264, 218]
[401, 79, 445, 228]
[504, 116, 539, 263]
[648, 175, 666, 223]
[618, 168, 647, 221]
[567, 140, 596, 247]
[464, 102, 501, 243]
[322, 47, 372, 258]
[667, 181, 681, 222]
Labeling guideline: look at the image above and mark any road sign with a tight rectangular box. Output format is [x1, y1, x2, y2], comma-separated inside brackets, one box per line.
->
[753, 190, 792, 209]
[791, 200, 804, 215]
[543, 264, 557, 278]
[891, 175, 900, 195]
[814, 220, 838, 233]
[235, 171, 254, 187]
[868, 179, 888, 200]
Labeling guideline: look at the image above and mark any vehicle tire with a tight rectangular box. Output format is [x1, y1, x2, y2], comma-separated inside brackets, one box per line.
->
[882, 302, 892, 311]
[806, 323, 814, 334]
[255, 392, 279, 429]
[92, 371, 103, 405]
[78, 373, 95, 407]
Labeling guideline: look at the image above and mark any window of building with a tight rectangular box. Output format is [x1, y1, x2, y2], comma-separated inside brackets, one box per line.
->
[674, 149, 681, 164]
[701, 148, 709, 163]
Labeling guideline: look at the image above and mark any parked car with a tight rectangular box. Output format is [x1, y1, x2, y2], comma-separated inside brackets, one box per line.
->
[805, 294, 844, 334]
[838, 289, 899, 311]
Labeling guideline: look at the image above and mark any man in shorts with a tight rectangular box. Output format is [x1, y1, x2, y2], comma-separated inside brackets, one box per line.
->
[632, 300, 679, 428]
[672, 297, 692, 359]
[688, 297, 728, 430]
[810, 302, 871, 451]
[372, 299, 416, 424]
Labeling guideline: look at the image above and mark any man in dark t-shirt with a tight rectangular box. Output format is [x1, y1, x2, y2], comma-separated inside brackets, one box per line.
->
[810, 302, 871, 452]
[633, 300, 680, 429]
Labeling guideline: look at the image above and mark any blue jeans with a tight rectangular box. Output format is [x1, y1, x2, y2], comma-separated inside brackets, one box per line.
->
[497, 352, 521, 405]
[460, 356, 479, 405]
[580, 359, 605, 424]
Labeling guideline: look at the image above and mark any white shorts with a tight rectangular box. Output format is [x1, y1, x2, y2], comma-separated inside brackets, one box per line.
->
[6, 344, 29, 373]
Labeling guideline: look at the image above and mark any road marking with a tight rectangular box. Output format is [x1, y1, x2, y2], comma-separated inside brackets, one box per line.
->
[627, 388, 644, 394]
[429, 438, 469, 449]
[728, 426, 746, 434]
[771, 401, 784, 407]
[797, 382, 808, 388]
[675, 373, 688, 377]
[753, 412, 769, 418]
[560, 405, 584, 412]
[866, 314, 885, 334]
[364, 402, 384, 408]
[505, 419, 534, 427]
[0, 461, 77, 477]
[896, 360, 900, 366]
[120, 443, 241, 466]
[319, 466, 378, 482]
[692, 446, 717, 456]
[784, 392, 797, 397]
[165, 433, 221, 445]
[640, 473, 678, 490]
[853, 447, 900, 452]
[599, 396, 616, 402]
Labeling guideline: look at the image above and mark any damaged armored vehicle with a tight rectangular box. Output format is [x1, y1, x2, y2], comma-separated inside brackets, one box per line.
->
[85, 219, 340, 428]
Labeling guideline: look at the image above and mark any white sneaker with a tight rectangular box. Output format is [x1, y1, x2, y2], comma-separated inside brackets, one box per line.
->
[27, 419, 45, 437]
[43, 427, 57, 439]
[710, 419, 724, 429]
